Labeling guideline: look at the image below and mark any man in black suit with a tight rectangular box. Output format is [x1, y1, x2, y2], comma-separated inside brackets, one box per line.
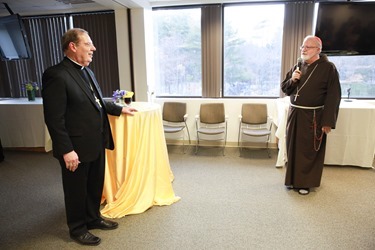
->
[42, 28, 136, 246]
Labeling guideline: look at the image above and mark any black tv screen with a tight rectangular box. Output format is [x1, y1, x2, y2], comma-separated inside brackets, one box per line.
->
[0, 14, 32, 60]
[315, 2, 375, 56]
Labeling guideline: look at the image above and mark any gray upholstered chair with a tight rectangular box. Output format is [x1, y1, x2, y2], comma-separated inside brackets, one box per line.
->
[195, 103, 227, 155]
[162, 102, 191, 153]
[238, 103, 272, 157]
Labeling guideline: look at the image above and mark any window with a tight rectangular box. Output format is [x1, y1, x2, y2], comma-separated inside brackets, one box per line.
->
[153, 4, 375, 99]
[153, 8, 202, 97]
[223, 4, 284, 97]
[153, 4, 284, 98]
[328, 56, 375, 98]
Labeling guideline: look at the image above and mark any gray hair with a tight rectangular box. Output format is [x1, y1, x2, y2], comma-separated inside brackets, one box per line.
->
[61, 28, 88, 52]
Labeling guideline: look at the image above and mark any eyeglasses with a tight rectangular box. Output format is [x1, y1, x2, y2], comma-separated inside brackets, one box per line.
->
[81, 42, 95, 47]
[73, 42, 95, 48]
[300, 45, 318, 50]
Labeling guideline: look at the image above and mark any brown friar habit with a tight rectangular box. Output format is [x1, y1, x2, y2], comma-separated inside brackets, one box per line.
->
[281, 54, 341, 188]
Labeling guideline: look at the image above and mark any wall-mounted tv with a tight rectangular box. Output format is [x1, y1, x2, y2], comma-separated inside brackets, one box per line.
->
[315, 2, 375, 56]
[0, 14, 32, 60]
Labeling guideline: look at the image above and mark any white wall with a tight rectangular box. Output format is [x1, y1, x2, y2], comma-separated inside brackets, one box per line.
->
[115, 9, 132, 91]
[155, 98, 280, 148]
[114, 7, 152, 101]
[129, 8, 153, 102]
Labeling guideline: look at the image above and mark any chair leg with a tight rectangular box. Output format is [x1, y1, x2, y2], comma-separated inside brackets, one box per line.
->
[182, 128, 191, 154]
[238, 125, 243, 156]
[223, 131, 227, 156]
[182, 136, 186, 154]
[195, 137, 199, 155]
[185, 125, 191, 145]
[239, 140, 242, 155]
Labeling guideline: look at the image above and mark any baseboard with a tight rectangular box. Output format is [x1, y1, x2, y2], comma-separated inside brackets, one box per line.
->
[3, 147, 47, 152]
[165, 139, 278, 149]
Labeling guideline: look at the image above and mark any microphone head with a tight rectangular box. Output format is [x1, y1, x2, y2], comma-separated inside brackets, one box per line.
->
[297, 57, 303, 69]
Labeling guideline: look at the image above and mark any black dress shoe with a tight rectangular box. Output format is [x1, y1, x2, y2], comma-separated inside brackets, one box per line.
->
[70, 232, 101, 246]
[87, 219, 118, 230]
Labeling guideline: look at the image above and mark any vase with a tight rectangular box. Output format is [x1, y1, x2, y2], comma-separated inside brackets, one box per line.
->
[116, 98, 125, 106]
[27, 90, 35, 101]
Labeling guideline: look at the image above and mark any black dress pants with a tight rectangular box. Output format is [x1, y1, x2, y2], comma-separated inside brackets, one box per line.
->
[58, 147, 105, 236]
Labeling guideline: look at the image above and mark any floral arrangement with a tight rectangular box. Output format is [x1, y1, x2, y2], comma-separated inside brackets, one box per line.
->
[112, 89, 126, 101]
[112, 89, 134, 103]
[23, 81, 39, 101]
[24, 81, 39, 92]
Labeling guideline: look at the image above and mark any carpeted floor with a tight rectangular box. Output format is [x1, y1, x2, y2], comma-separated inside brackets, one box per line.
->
[0, 147, 374, 250]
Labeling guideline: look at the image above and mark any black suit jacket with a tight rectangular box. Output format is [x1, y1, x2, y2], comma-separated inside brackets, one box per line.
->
[42, 57, 122, 162]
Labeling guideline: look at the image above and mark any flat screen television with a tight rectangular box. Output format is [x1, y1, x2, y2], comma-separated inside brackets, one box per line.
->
[0, 14, 32, 60]
[315, 2, 375, 56]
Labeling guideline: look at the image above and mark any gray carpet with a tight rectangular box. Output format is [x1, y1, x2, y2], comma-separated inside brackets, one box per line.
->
[0, 147, 374, 250]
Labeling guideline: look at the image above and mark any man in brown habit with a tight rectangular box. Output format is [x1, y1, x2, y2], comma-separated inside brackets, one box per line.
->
[281, 35, 341, 195]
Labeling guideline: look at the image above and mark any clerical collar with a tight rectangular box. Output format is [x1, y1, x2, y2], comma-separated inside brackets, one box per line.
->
[66, 57, 84, 70]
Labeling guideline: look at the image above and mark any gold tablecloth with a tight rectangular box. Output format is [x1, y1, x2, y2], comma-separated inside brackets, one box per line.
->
[101, 102, 180, 218]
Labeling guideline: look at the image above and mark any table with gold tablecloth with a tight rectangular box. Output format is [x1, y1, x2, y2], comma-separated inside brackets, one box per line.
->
[101, 102, 180, 218]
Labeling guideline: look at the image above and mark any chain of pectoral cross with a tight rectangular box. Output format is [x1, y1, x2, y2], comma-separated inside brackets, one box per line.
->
[294, 64, 319, 102]
[87, 81, 102, 108]
[82, 68, 102, 108]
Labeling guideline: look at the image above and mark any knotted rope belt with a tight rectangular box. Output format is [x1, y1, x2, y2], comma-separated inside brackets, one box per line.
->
[290, 104, 325, 151]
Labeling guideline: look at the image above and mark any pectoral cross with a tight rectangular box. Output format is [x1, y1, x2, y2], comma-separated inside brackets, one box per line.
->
[94, 95, 102, 108]
[294, 93, 299, 102]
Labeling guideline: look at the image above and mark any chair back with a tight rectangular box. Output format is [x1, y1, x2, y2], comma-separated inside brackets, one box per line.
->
[242, 103, 267, 125]
[200, 103, 225, 124]
[163, 102, 186, 122]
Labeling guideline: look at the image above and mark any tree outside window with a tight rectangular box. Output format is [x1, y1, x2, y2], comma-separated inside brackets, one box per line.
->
[153, 8, 202, 97]
[223, 4, 284, 97]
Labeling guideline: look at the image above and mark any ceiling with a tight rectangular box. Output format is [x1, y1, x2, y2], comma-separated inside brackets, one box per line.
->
[0, 0, 222, 17]
[0, 0, 122, 16]
[0, 0, 373, 17]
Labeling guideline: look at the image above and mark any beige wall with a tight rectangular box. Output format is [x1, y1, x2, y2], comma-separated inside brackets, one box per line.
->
[115, 8, 133, 92]
[155, 98, 279, 147]
[115, 7, 153, 102]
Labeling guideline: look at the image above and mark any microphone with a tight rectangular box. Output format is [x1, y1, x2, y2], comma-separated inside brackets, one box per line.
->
[296, 57, 303, 70]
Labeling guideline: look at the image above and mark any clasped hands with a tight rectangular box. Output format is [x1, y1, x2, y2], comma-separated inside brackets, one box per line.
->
[64, 150, 80, 172]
